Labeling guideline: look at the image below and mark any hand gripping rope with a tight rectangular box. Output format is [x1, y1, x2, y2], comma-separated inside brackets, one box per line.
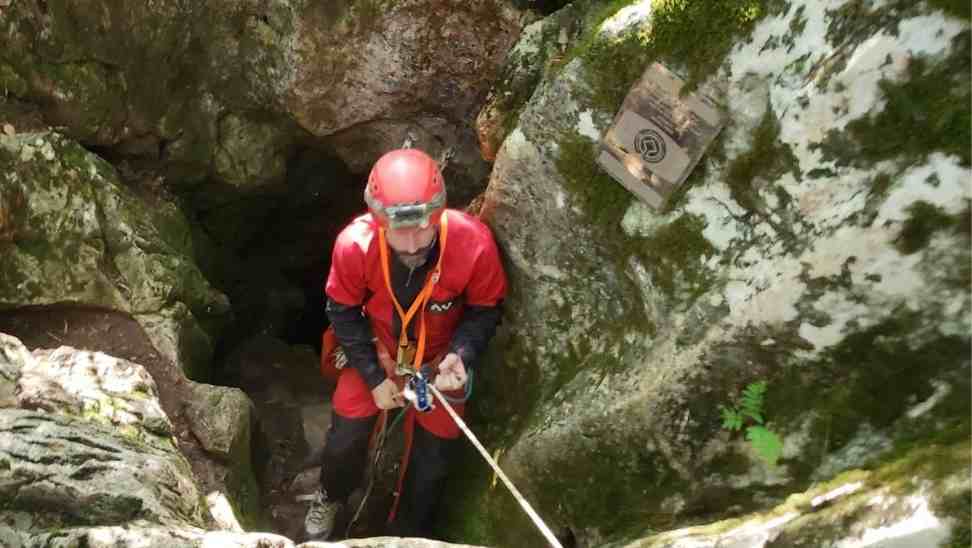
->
[401, 365, 472, 413]
[349, 369, 561, 547]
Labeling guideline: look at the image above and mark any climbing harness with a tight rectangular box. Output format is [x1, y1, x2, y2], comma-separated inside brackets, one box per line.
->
[428, 383, 564, 548]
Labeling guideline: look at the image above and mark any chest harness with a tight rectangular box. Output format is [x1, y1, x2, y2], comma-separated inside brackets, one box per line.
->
[377, 211, 450, 412]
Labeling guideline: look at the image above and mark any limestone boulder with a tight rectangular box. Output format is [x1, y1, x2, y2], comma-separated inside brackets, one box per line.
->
[0, 132, 231, 379]
[0, 333, 30, 407]
[288, 1, 522, 134]
[0, 0, 298, 187]
[612, 440, 969, 548]
[0, 1, 525, 191]
[183, 382, 262, 531]
[185, 383, 254, 460]
[0, 335, 207, 531]
[452, 1, 971, 546]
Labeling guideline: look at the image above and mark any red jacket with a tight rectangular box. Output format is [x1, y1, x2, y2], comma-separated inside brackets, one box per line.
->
[326, 209, 507, 363]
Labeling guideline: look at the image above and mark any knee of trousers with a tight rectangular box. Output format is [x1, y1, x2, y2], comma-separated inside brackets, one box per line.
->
[323, 413, 376, 457]
[408, 426, 457, 482]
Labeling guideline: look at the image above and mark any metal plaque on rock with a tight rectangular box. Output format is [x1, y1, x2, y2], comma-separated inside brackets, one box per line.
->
[597, 62, 725, 210]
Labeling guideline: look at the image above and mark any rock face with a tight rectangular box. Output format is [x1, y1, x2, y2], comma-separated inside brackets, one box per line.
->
[0, 0, 524, 193]
[0, 333, 207, 532]
[449, 1, 971, 546]
[610, 440, 969, 548]
[0, 131, 230, 379]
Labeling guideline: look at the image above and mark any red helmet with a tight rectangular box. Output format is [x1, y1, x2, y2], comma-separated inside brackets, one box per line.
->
[364, 148, 446, 229]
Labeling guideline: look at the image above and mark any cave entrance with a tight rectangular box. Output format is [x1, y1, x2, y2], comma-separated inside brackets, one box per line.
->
[181, 143, 381, 540]
[205, 145, 365, 362]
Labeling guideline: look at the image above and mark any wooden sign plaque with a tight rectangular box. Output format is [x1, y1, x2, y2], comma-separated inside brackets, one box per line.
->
[597, 63, 725, 210]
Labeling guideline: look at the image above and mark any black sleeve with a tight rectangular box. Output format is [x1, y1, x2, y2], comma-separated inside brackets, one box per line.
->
[325, 298, 386, 390]
[448, 303, 503, 371]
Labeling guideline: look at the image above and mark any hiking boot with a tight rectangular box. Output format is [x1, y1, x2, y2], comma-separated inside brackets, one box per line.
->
[299, 489, 342, 540]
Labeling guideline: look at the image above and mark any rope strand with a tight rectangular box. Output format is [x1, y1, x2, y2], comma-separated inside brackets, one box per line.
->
[428, 384, 564, 548]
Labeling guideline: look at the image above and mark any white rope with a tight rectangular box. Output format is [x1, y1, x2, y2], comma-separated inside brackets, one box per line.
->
[428, 384, 564, 548]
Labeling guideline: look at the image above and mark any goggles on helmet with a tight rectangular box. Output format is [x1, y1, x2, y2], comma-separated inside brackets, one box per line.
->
[366, 191, 446, 229]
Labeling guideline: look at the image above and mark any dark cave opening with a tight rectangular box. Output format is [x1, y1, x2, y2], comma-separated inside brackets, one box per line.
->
[182, 144, 377, 539]
[272, 148, 367, 355]
[188, 144, 368, 378]
[515, 0, 573, 16]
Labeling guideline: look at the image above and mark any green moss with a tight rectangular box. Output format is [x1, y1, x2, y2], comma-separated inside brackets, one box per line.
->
[438, 443, 548, 547]
[894, 200, 958, 255]
[725, 104, 800, 214]
[927, 0, 971, 20]
[438, 329, 552, 545]
[636, 213, 716, 300]
[489, 5, 581, 140]
[825, 0, 921, 50]
[468, 329, 544, 447]
[526, 439, 691, 540]
[0, 64, 29, 97]
[555, 132, 634, 229]
[872, 438, 972, 547]
[761, 437, 970, 547]
[499, 68, 544, 137]
[33, 61, 122, 139]
[814, 30, 971, 168]
[555, 132, 718, 303]
[939, 489, 972, 548]
[572, 0, 773, 113]
[768, 308, 970, 478]
[788, 5, 808, 35]
[663, 131, 727, 214]
[851, 30, 970, 167]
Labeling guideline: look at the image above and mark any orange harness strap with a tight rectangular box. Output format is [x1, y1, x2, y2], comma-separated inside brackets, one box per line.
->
[377, 212, 449, 371]
[377, 213, 449, 524]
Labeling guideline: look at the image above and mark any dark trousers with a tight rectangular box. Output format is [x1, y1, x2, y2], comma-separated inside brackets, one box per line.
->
[319, 411, 457, 538]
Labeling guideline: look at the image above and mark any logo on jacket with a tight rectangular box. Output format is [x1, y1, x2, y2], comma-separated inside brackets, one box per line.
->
[428, 299, 455, 314]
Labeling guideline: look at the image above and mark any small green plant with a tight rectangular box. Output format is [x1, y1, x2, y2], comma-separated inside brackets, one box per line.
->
[719, 381, 784, 467]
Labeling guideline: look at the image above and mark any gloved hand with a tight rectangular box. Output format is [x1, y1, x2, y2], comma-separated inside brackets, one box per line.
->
[435, 353, 467, 391]
[372, 378, 404, 409]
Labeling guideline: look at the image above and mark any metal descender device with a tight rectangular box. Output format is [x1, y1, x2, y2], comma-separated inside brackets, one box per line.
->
[395, 345, 433, 413]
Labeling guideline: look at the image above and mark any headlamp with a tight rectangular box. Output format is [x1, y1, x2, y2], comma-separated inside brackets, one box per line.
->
[366, 191, 446, 229]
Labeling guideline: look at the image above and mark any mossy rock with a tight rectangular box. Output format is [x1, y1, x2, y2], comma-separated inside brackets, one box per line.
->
[0, 132, 229, 379]
[460, 1, 970, 545]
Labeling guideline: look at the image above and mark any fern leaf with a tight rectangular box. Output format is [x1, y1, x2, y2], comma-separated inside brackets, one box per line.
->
[746, 425, 783, 467]
[742, 409, 763, 424]
[719, 405, 743, 431]
[742, 381, 766, 405]
[740, 381, 767, 424]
